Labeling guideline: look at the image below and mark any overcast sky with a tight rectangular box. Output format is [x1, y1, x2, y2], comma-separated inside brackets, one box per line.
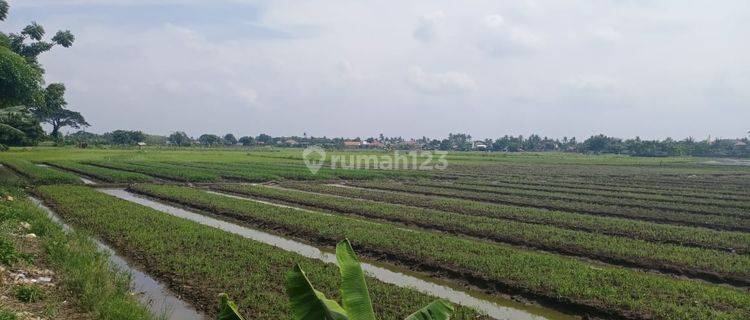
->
[5, 0, 750, 140]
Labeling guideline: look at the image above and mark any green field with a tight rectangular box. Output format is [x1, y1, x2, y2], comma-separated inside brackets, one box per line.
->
[2, 147, 749, 319]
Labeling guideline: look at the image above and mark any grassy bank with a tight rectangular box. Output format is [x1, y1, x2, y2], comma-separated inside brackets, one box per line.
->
[0, 187, 153, 319]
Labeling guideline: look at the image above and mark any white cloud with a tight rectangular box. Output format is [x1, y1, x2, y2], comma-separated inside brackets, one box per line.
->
[26, 0, 750, 139]
[477, 14, 542, 57]
[407, 67, 476, 95]
[413, 11, 445, 43]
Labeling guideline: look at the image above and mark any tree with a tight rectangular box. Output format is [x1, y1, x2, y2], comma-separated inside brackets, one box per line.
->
[198, 134, 221, 146]
[256, 133, 273, 144]
[168, 131, 191, 146]
[223, 133, 238, 146]
[106, 130, 145, 145]
[32, 83, 88, 137]
[0, 0, 76, 149]
[0, 111, 43, 146]
[238, 136, 255, 146]
[0, 47, 42, 108]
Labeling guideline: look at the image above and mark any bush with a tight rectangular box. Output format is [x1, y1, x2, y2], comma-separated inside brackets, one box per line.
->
[13, 284, 44, 303]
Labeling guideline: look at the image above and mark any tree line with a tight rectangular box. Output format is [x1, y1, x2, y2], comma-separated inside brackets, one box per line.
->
[57, 129, 750, 158]
[0, 0, 88, 150]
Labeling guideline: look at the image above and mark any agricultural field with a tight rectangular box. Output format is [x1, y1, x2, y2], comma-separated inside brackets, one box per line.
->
[1, 147, 749, 320]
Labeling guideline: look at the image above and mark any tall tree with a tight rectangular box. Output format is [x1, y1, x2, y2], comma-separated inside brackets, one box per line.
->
[32, 83, 89, 137]
[223, 133, 238, 145]
[168, 131, 191, 146]
[0, 0, 77, 148]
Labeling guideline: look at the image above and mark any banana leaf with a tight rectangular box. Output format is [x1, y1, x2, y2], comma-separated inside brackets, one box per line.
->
[218, 293, 246, 320]
[336, 239, 376, 320]
[286, 263, 348, 320]
[405, 300, 453, 320]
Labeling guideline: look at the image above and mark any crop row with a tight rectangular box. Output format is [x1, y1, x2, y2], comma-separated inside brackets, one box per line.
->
[172, 161, 424, 181]
[455, 176, 750, 203]
[213, 183, 750, 284]
[46, 161, 155, 183]
[128, 183, 750, 320]
[86, 161, 222, 182]
[1, 159, 82, 185]
[0, 165, 26, 186]
[279, 182, 750, 253]
[452, 178, 750, 210]
[348, 181, 750, 232]
[439, 165, 750, 193]
[32, 185, 479, 319]
[408, 180, 749, 218]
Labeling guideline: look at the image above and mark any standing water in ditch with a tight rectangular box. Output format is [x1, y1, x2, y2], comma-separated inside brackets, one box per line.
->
[29, 197, 205, 320]
[35, 163, 96, 185]
[101, 188, 576, 320]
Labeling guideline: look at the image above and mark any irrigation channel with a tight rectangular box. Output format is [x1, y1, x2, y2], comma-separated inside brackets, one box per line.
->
[35, 163, 96, 185]
[29, 196, 206, 320]
[101, 188, 577, 320]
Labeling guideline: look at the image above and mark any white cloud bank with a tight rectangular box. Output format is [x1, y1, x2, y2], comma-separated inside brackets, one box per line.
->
[9, 0, 749, 139]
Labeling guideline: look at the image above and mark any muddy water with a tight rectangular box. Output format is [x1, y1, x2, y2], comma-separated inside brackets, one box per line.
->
[29, 197, 205, 320]
[35, 164, 96, 185]
[101, 189, 575, 320]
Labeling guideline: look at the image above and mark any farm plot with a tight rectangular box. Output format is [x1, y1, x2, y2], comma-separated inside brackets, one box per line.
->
[46, 161, 155, 183]
[86, 161, 221, 182]
[408, 180, 750, 218]
[32, 185, 482, 320]
[278, 182, 750, 253]
[1, 159, 82, 185]
[455, 176, 750, 203]
[348, 180, 750, 231]
[171, 161, 424, 181]
[128, 183, 750, 320]
[452, 179, 750, 210]
[214, 183, 750, 285]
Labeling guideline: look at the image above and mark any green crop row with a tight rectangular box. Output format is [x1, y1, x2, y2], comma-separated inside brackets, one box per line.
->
[453, 178, 750, 210]
[408, 180, 749, 218]
[1, 160, 82, 185]
[129, 183, 750, 320]
[172, 161, 425, 181]
[86, 161, 221, 182]
[32, 185, 481, 320]
[0, 165, 26, 186]
[46, 161, 155, 183]
[438, 164, 750, 194]
[349, 181, 750, 232]
[0, 187, 154, 319]
[455, 176, 750, 203]
[213, 184, 750, 284]
[278, 182, 750, 254]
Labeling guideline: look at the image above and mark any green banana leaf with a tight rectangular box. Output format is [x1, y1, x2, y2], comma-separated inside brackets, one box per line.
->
[286, 263, 349, 320]
[336, 239, 376, 320]
[404, 300, 454, 320]
[218, 293, 246, 320]
[0, 123, 25, 137]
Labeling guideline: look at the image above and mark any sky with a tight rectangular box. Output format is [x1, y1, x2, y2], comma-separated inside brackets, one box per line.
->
[4, 0, 750, 140]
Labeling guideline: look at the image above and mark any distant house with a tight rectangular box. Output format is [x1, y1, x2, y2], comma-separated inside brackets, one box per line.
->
[473, 141, 487, 150]
[136, 142, 147, 149]
[285, 139, 299, 146]
[343, 140, 362, 148]
[736, 140, 747, 147]
[367, 140, 385, 148]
